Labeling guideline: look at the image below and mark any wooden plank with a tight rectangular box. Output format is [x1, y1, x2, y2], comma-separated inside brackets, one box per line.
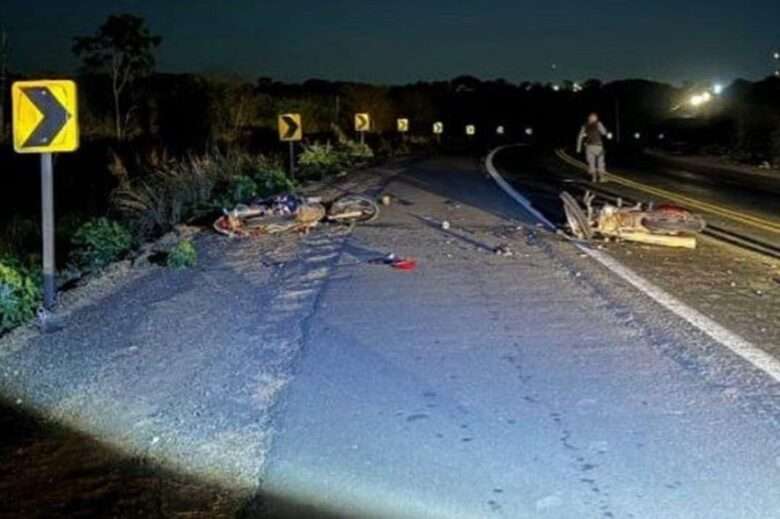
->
[610, 231, 697, 249]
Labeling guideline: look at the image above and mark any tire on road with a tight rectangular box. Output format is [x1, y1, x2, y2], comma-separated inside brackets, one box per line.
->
[561, 191, 593, 241]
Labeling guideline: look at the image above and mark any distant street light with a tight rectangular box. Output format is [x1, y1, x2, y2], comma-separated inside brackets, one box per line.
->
[712, 83, 723, 95]
[690, 91, 713, 107]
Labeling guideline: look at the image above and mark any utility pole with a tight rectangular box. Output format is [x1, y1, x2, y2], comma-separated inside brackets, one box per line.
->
[0, 28, 9, 142]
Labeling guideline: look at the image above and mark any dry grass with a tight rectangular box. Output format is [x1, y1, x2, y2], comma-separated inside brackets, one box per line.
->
[111, 152, 287, 239]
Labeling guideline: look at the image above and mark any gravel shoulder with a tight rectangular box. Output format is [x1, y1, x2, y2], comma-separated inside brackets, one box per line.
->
[0, 161, 404, 518]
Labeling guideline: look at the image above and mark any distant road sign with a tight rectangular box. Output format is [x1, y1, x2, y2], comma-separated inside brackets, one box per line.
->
[496, 125, 505, 135]
[355, 113, 371, 132]
[466, 125, 476, 136]
[12, 80, 79, 154]
[397, 118, 409, 133]
[278, 113, 302, 142]
[433, 122, 444, 134]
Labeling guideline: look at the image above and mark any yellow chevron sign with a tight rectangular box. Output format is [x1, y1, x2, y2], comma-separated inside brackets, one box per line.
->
[12, 80, 79, 154]
[355, 113, 371, 132]
[278, 113, 302, 142]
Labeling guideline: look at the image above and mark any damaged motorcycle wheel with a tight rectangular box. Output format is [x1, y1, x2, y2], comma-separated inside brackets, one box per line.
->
[560, 191, 593, 241]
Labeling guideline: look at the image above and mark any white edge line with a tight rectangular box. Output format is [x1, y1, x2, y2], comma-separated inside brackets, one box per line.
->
[486, 145, 780, 383]
[485, 146, 556, 230]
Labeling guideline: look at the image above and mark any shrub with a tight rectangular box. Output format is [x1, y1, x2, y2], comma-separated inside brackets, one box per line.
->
[0, 259, 41, 333]
[112, 155, 221, 238]
[111, 152, 296, 234]
[70, 218, 133, 270]
[343, 140, 374, 160]
[256, 165, 297, 198]
[212, 175, 259, 209]
[167, 239, 197, 269]
[298, 142, 345, 178]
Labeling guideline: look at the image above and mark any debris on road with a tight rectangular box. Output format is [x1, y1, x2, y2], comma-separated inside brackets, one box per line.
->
[441, 220, 451, 230]
[494, 244, 514, 257]
[213, 193, 379, 238]
[561, 191, 705, 249]
[391, 259, 417, 271]
[368, 253, 418, 272]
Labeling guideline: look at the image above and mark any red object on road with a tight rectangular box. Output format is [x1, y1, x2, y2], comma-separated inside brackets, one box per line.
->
[391, 259, 417, 271]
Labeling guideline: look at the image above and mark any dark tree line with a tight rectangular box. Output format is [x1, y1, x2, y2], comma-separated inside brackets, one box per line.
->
[0, 14, 778, 163]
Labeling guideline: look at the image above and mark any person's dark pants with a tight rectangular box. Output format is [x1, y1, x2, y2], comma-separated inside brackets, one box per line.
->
[586, 145, 606, 182]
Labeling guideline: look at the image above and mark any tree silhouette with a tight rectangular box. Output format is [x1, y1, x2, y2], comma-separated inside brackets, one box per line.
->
[73, 14, 161, 140]
[0, 28, 8, 142]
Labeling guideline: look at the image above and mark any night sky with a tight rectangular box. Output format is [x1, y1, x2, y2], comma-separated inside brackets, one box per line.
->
[2, 0, 779, 84]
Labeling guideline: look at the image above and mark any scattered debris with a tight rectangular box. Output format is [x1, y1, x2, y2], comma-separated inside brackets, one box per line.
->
[369, 253, 418, 272]
[380, 195, 392, 206]
[561, 191, 705, 249]
[392, 259, 417, 271]
[494, 244, 514, 257]
[441, 221, 451, 230]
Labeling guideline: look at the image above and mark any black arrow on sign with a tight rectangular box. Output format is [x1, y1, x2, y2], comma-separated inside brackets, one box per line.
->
[282, 115, 299, 139]
[21, 87, 72, 148]
[357, 114, 368, 130]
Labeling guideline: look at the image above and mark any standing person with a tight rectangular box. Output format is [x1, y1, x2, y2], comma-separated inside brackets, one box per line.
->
[577, 113, 610, 182]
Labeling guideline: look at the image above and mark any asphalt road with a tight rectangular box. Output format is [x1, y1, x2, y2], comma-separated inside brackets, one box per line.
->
[618, 152, 780, 225]
[260, 156, 780, 518]
[1, 155, 779, 518]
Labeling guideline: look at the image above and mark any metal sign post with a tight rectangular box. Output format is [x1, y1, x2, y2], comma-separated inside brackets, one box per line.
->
[278, 113, 302, 180]
[12, 79, 79, 312]
[40, 153, 56, 309]
[433, 122, 443, 145]
[355, 113, 370, 144]
[288, 141, 296, 180]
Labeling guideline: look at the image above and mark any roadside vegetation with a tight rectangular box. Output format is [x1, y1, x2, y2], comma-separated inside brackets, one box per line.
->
[166, 239, 197, 269]
[1, 12, 779, 334]
[0, 258, 40, 334]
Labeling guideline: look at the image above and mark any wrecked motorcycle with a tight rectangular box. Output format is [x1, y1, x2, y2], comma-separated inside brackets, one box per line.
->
[560, 191, 706, 249]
